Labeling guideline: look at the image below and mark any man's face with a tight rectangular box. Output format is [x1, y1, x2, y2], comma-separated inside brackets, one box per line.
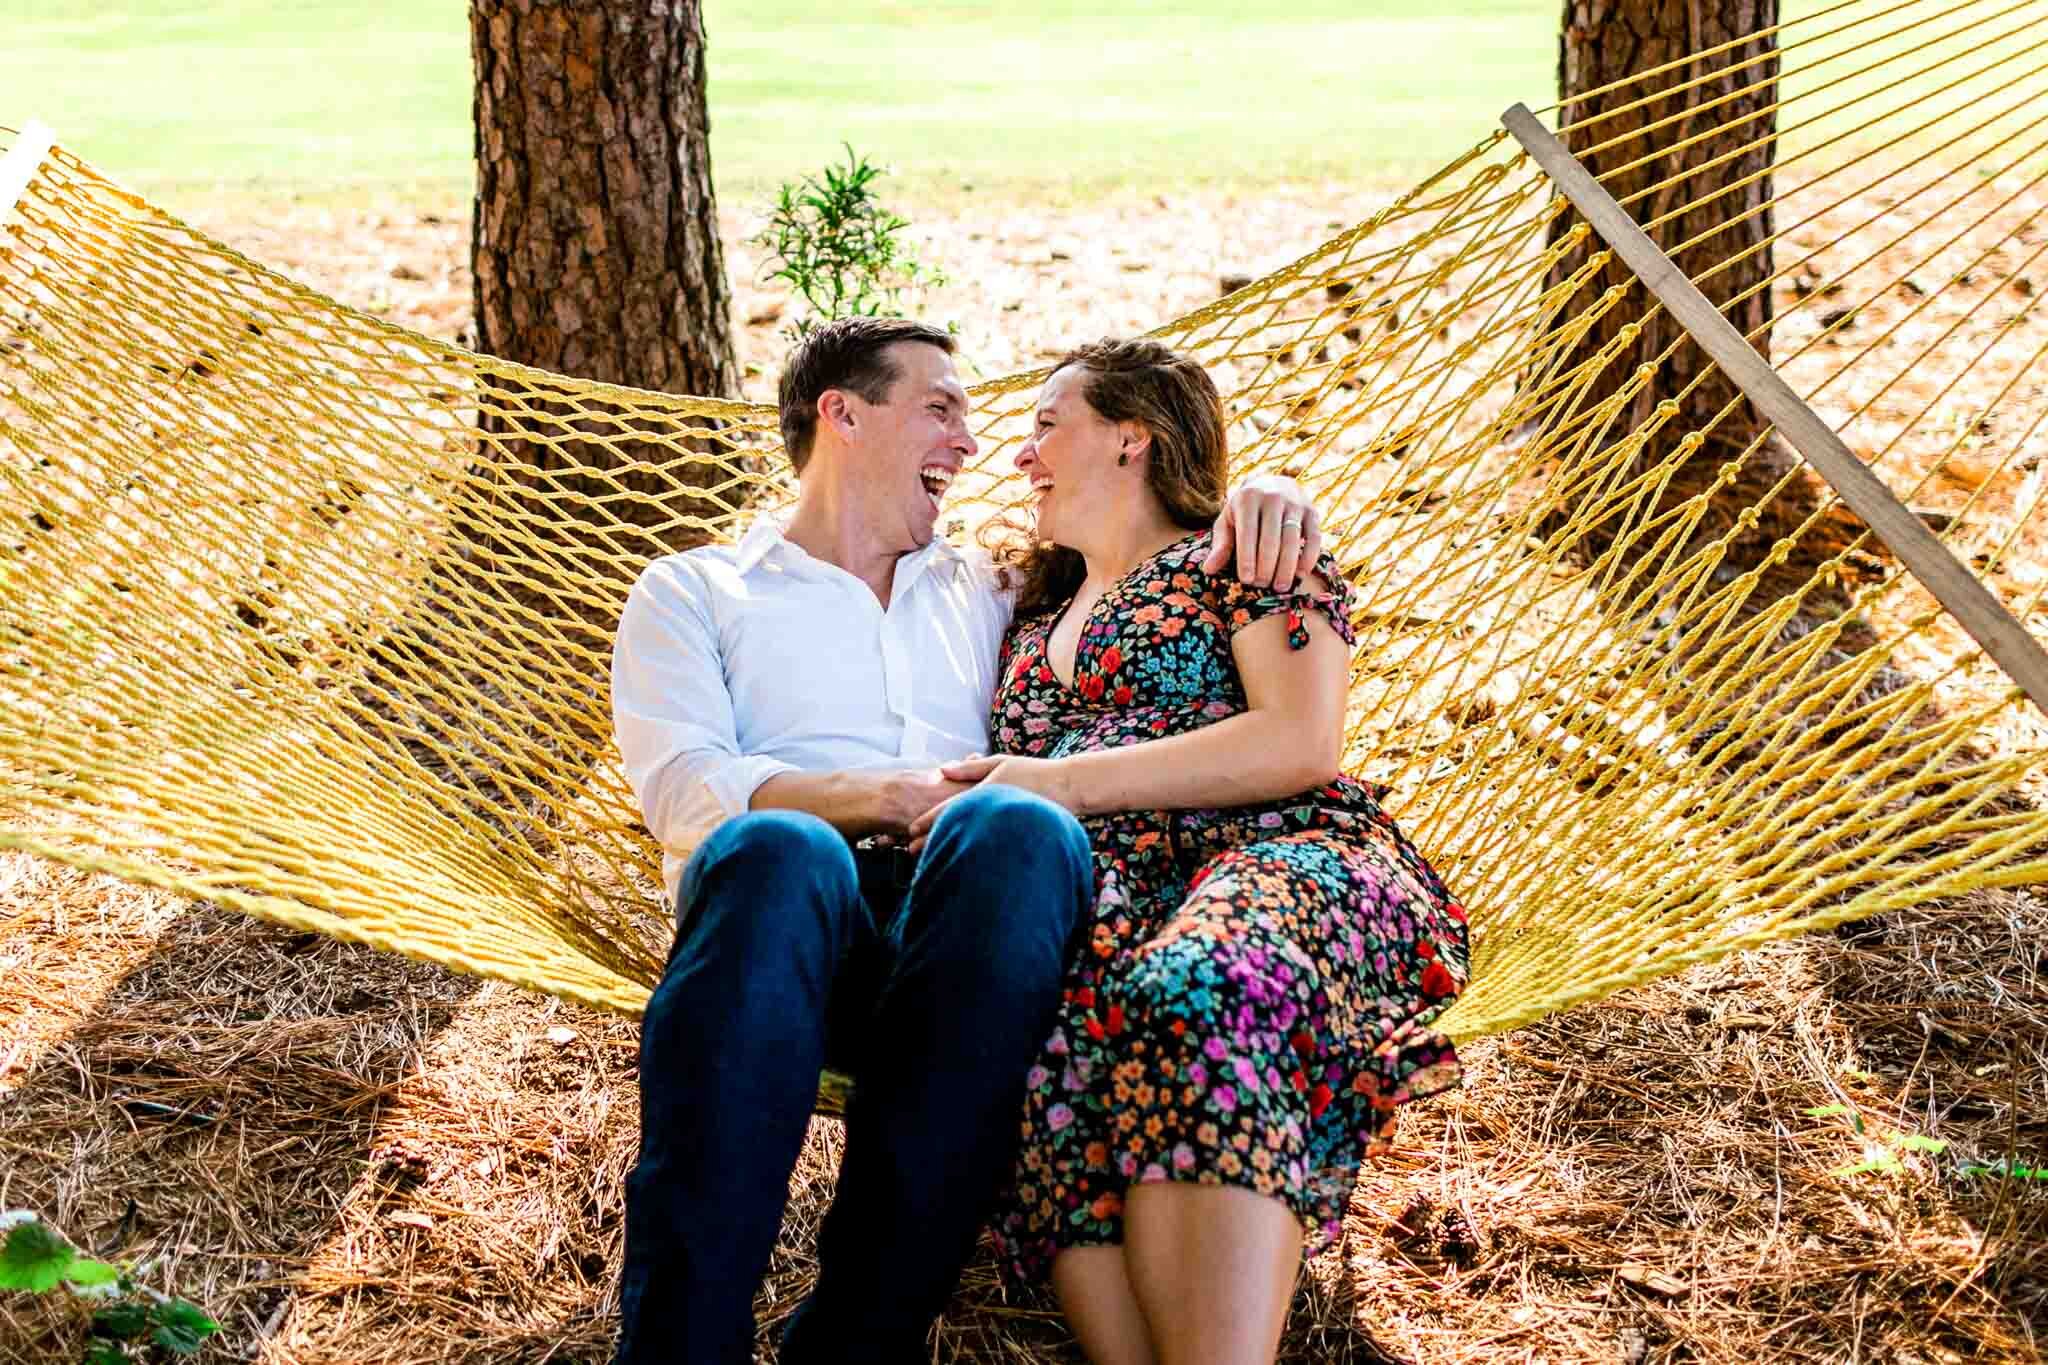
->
[843, 341, 977, 551]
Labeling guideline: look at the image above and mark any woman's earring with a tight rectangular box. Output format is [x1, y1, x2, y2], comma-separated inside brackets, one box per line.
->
[1117, 452, 1130, 467]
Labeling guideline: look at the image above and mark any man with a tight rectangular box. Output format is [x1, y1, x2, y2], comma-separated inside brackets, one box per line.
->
[610, 318, 1325, 1364]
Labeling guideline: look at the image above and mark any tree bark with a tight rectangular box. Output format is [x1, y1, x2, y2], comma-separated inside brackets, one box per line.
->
[1546, 0, 1824, 567]
[469, 0, 739, 552]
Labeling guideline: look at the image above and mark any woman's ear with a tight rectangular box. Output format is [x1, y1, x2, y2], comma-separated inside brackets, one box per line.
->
[1119, 421, 1152, 466]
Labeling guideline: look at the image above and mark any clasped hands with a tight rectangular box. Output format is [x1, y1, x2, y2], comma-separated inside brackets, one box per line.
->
[874, 754, 1063, 854]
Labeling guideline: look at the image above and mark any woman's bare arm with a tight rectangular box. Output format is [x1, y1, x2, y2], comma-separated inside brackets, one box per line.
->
[910, 577, 1349, 836]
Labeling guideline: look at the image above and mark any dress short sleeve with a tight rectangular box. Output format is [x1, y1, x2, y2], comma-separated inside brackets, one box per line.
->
[1207, 540, 1357, 652]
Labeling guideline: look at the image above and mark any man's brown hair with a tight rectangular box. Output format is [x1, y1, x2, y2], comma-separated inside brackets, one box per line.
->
[776, 317, 957, 474]
[996, 337, 1230, 616]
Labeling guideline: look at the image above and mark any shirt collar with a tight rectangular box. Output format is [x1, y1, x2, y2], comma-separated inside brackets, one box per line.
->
[890, 536, 964, 599]
[732, 516, 964, 593]
[733, 517, 789, 574]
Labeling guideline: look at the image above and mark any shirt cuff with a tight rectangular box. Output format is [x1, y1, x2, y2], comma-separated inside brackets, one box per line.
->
[700, 754, 802, 821]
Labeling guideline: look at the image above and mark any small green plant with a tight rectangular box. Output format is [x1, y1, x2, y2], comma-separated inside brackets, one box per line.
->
[1808, 1107, 2048, 1185]
[1, 1212, 219, 1362]
[753, 144, 945, 339]
[1804, 1104, 1948, 1177]
[1953, 1155, 2048, 1182]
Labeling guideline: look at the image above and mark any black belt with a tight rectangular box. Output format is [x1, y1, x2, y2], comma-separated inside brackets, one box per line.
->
[853, 839, 918, 890]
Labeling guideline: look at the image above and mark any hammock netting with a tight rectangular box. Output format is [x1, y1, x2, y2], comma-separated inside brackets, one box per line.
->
[5, 0, 2048, 1052]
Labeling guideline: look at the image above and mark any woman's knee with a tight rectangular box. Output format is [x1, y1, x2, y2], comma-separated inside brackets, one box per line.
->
[1119, 930, 1316, 1038]
[1115, 935, 1211, 1020]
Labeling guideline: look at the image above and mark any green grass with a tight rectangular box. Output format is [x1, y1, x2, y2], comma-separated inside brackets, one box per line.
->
[2, 0, 1560, 205]
[4, 1, 473, 201]
[707, 0, 1556, 198]
[3, 1, 2040, 210]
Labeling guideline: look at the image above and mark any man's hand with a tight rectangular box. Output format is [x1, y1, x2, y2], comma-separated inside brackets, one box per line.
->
[750, 767, 976, 844]
[904, 755, 1073, 851]
[1203, 472, 1323, 590]
[870, 767, 980, 840]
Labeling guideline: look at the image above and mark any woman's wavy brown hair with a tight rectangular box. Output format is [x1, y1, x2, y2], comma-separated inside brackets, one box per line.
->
[989, 337, 1230, 618]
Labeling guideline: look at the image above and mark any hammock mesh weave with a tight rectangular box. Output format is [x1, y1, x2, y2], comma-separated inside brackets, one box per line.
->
[5, 0, 2048, 1048]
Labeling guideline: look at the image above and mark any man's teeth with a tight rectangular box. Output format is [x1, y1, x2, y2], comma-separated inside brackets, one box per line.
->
[920, 466, 954, 498]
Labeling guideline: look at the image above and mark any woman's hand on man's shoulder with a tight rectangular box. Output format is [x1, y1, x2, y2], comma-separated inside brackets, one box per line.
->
[1201, 473, 1323, 591]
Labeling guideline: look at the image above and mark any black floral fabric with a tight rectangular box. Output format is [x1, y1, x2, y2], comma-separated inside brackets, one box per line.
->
[987, 531, 1469, 1285]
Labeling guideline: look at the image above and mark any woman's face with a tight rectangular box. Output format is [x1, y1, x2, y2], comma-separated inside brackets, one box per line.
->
[1015, 365, 1128, 546]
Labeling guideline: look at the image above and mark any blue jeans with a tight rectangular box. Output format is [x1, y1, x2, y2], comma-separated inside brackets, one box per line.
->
[615, 784, 1092, 1365]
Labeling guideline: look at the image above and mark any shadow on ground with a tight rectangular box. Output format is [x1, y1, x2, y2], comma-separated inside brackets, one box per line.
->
[0, 875, 483, 1361]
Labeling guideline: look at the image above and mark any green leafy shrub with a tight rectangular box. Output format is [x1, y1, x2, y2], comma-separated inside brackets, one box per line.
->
[1, 1212, 220, 1362]
[752, 144, 945, 339]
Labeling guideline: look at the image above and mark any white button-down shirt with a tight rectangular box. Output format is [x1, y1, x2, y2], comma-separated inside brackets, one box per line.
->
[612, 519, 1014, 896]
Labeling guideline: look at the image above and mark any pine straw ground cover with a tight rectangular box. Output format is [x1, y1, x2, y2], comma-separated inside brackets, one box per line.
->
[4, 183, 2048, 1363]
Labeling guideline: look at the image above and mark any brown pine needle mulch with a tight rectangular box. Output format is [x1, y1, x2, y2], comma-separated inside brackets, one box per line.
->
[4, 186, 2047, 1363]
[4, 860, 2042, 1363]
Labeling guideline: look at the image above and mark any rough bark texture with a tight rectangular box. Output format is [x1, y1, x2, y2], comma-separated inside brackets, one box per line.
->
[469, 0, 739, 550]
[1547, 0, 1825, 565]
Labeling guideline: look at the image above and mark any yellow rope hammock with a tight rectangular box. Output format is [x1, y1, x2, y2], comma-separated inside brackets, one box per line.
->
[5, 0, 2048, 1057]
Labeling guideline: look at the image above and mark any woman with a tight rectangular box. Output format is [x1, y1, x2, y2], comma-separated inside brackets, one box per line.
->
[910, 338, 1468, 1365]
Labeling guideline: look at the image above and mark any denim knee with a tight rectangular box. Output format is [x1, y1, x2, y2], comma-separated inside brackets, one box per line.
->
[914, 785, 1092, 972]
[675, 810, 861, 957]
[930, 784, 1090, 874]
[689, 809, 852, 891]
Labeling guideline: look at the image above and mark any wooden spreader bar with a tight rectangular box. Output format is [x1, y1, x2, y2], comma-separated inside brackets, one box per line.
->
[1502, 100, 2048, 718]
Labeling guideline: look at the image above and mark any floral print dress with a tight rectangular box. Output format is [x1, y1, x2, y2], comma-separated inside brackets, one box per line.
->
[987, 530, 1469, 1286]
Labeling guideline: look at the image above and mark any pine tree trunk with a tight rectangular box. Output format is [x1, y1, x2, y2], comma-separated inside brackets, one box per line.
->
[469, 0, 739, 553]
[1547, 0, 1822, 565]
